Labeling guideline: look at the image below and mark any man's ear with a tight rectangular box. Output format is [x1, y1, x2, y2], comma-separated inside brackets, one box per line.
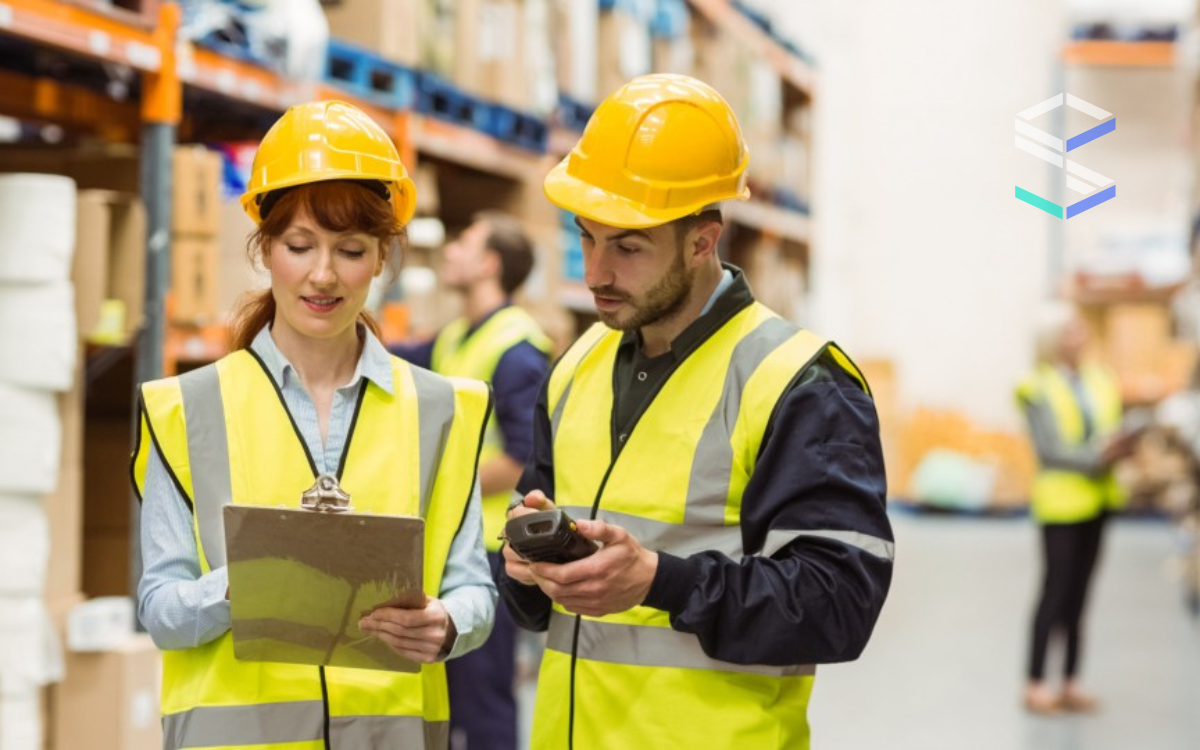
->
[689, 221, 723, 266]
[483, 247, 503, 280]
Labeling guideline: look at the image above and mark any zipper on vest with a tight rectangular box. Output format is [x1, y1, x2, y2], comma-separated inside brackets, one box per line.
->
[319, 666, 332, 750]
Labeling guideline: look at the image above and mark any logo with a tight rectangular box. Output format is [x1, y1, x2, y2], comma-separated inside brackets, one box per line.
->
[1015, 94, 1115, 218]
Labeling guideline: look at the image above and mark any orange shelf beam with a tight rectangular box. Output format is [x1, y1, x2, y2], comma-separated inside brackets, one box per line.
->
[0, 0, 160, 71]
[1063, 41, 1176, 67]
[412, 115, 551, 181]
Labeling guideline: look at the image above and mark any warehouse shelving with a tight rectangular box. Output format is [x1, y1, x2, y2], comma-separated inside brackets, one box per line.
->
[1062, 40, 1177, 67]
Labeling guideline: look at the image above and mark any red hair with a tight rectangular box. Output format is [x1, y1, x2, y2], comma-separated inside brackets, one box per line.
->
[228, 180, 405, 351]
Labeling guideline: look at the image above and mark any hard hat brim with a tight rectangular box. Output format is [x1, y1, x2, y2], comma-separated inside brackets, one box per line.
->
[544, 157, 749, 230]
[241, 173, 417, 226]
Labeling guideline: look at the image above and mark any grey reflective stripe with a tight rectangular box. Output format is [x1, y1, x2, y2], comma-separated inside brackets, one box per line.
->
[561, 505, 745, 558]
[409, 366, 456, 517]
[763, 528, 896, 561]
[330, 715, 449, 749]
[686, 316, 799, 526]
[162, 701, 324, 749]
[179, 365, 232, 570]
[547, 611, 814, 678]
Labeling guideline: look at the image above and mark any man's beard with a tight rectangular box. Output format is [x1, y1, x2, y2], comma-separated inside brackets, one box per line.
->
[592, 252, 693, 332]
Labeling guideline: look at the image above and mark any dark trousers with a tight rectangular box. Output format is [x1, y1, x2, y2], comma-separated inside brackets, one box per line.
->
[447, 552, 517, 750]
[1028, 513, 1107, 681]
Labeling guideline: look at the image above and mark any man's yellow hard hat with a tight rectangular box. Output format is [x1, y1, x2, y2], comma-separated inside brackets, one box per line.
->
[240, 100, 417, 226]
[545, 74, 750, 229]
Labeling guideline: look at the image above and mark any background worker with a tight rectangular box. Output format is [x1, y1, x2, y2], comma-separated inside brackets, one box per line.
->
[1017, 304, 1133, 715]
[497, 74, 894, 750]
[134, 100, 495, 749]
[392, 212, 551, 750]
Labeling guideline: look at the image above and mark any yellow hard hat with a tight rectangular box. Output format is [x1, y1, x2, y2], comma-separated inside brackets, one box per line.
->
[240, 100, 417, 225]
[544, 74, 750, 229]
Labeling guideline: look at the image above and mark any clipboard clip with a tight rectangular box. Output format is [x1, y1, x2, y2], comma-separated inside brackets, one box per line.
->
[300, 474, 354, 513]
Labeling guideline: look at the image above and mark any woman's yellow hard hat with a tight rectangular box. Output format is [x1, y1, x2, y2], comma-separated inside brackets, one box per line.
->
[240, 100, 417, 225]
[545, 74, 751, 229]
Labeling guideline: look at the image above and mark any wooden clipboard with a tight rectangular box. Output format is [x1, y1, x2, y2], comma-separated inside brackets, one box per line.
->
[223, 504, 425, 673]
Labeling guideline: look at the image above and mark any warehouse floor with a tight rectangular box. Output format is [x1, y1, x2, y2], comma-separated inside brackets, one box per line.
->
[508, 514, 1200, 749]
[809, 514, 1200, 749]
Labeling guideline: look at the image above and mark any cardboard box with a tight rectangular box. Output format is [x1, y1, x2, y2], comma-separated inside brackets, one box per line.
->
[651, 34, 693, 76]
[172, 147, 222, 236]
[552, 0, 599, 102]
[171, 236, 219, 324]
[0, 281, 77, 391]
[324, 0, 423, 66]
[216, 200, 267, 322]
[0, 145, 140, 194]
[44, 365, 85, 603]
[53, 635, 162, 750]
[597, 8, 652, 99]
[106, 196, 147, 339]
[454, 0, 530, 109]
[422, 0, 457, 77]
[74, 192, 113, 340]
[0, 383, 61, 496]
[0, 173, 76, 285]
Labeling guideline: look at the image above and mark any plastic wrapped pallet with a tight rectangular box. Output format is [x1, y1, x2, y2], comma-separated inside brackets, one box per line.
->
[0, 281, 77, 391]
[0, 174, 76, 284]
[0, 495, 49, 597]
[0, 383, 61, 495]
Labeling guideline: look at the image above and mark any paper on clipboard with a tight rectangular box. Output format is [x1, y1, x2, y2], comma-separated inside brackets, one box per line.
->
[223, 504, 425, 673]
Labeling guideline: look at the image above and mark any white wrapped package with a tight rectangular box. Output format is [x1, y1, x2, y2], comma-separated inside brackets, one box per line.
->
[0, 383, 61, 495]
[0, 687, 42, 750]
[0, 597, 63, 692]
[67, 597, 137, 652]
[0, 495, 48, 596]
[0, 174, 76, 284]
[0, 280, 76, 391]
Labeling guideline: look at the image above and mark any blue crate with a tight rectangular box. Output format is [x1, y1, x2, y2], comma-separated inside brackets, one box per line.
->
[415, 74, 491, 131]
[486, 105, 549, 153]
[556, 94, 596, 132]
[650, 0, 689, 39]
[773, 188, 810, 216]
[325, 40, 417, 110]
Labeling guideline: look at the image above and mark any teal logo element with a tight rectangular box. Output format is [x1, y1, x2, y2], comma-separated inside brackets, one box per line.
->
[1015, 94, 1115, 218]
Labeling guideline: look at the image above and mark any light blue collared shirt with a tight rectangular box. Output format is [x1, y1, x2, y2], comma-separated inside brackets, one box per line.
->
[136, 326, 496, 658]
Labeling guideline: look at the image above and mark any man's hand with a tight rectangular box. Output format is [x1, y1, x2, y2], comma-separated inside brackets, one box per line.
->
[501, 490, 556, 586]
[358, 596, 456, 663]
[527, 519, 658, 618]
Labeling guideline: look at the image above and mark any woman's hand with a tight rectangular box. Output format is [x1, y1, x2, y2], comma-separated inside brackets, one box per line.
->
[359, 596, 456, 663]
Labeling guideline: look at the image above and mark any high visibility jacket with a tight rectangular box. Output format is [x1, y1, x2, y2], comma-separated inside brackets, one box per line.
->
[1017, 363, 1124, 524]
[431, 306, 551, 551]
[531, 303, 869, 750]
[132, 350, 489, 750]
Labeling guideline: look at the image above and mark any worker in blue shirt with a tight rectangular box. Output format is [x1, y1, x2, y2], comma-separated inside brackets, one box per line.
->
[392, 211, 551, 750]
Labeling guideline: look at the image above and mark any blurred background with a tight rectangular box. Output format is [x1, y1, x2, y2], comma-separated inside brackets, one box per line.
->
[0, 0, 1199, 748]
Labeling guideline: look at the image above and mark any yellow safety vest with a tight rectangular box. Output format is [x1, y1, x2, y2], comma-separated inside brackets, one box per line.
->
[1017, 363, 1124, 524]
[532, 302, 871, 750]
[431, 306, 551, 551]
[132, 349, 490, 750]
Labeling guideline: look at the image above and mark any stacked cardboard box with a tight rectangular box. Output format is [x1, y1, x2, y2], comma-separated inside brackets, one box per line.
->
[596, 1, 654, 100]
[552, 0, 599, 104]
[323, 0, 424, 67]
[171, 147, 222, 326]
[0, 173, 77, 750]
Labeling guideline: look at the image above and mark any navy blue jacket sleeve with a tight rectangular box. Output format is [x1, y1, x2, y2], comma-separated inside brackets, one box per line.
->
[642, 353, 893, 665]
[491, 342, 550, 465]
[387, 339, 434, 370]
[495, 378, 556, 632]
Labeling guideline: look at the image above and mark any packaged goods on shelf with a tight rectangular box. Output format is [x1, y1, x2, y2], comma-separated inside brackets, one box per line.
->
[0, 597, 63, 697]
[325, 0, 424, 67]
[74, 193, 113, 341]
[44, 373, 84, 603]
[0, 281, 77, 391]
[171, 237, 220, 325]
[217, 200, 267, 321]
[552, 0, 599, 103]
[454, 0, 528, 109]
[0, 685, 41, 750]
[0, 384, 61, 496]
[53, 635, 162, 750]
[66, 598, 136, 653]
[423, 0, 458, 77]
[0, 174, 76, 285]
[0, 495, 49, 598]
[651, 32, 693, 76]
[597, 3, 653, 99]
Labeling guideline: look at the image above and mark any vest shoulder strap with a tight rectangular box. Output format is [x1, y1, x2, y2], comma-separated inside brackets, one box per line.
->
[547, 322, 615, 415]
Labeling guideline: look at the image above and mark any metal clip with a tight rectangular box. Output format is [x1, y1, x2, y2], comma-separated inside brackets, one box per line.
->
[300, 474, 353, 513]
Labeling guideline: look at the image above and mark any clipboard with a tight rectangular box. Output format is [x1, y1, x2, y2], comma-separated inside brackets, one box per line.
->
[223, 474, 425, 673]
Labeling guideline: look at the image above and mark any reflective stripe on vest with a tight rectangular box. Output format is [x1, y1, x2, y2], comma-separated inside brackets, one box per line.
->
[533, 303, 872, 750]
[1018, 363, 1124, 523]
[431, 306, 551, 551]
[134, 350, 489, 750]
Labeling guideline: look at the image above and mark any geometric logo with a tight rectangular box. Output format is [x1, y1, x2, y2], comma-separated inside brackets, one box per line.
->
[1015, 93, 1115, 218]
